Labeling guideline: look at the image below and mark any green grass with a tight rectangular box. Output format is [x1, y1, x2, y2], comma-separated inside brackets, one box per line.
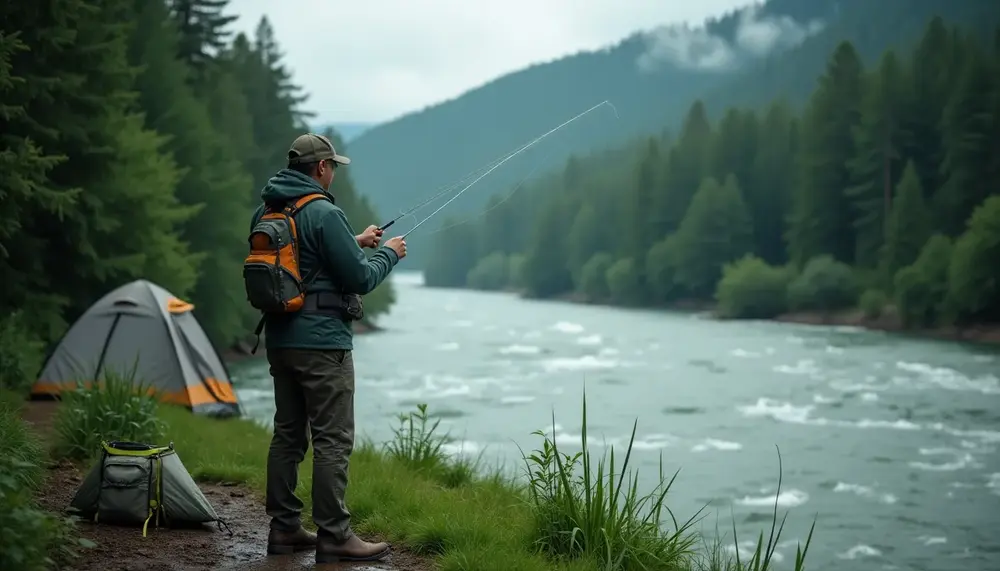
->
[52, 365, 166, 462]
[154, 390, 816, 571]
[0, 394, 92, 571]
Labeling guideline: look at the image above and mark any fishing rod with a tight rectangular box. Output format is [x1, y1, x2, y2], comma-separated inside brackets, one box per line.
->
[396, 100, 619, 239]
[377, 148, 517, 231]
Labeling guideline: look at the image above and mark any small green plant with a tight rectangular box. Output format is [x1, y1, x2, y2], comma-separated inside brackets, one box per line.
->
[859, 289, 888, 319]
[518, 391, 701, 570]
[384, 403, 481, 488]
[728, 448, 816, 571]
[519, 392, 817, 571]
[52, 363, 166, 461]
[0, 402, 94, 570]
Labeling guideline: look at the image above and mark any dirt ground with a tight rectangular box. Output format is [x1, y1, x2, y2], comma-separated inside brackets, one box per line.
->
[18, 401, 431, 571]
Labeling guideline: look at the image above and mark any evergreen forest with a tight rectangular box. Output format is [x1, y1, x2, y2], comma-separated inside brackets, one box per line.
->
[0, 0, 394, 390]
[424, 18, 1000, 331]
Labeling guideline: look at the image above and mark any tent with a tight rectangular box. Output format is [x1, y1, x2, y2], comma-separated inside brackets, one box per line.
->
[29, 279, 242, 418]
[69, 440, 230, 536]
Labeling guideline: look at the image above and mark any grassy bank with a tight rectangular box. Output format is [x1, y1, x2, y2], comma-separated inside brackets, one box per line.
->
[150, 396, 815, 570]
[1, 374, 816, 571]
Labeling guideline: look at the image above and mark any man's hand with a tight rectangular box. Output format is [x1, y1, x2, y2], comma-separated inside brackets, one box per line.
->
[356, 225, 383, 249]
[385, 236, 407, 260]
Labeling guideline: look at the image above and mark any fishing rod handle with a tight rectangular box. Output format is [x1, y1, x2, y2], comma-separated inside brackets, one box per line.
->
[379, 220, 395, 231]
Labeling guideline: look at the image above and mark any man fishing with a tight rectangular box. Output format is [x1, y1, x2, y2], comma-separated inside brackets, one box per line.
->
[249, 132, 406, 563]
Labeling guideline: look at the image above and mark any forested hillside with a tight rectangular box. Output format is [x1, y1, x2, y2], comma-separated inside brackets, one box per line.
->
[0, 0, 394, 392]
[347, 0, 1000, 257]
[424, 17, 1000, 331]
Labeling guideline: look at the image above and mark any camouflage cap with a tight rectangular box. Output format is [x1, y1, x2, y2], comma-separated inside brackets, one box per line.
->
[287, 133, 351, 166]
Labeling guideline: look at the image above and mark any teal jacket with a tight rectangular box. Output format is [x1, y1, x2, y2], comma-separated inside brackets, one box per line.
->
[250, 169, 399, 350]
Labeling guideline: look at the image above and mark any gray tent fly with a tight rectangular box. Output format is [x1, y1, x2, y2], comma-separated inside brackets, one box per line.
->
[68, 440, 231, 537]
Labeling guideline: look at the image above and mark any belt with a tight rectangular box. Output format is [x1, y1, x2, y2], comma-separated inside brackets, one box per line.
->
[301, 291, 349, 317]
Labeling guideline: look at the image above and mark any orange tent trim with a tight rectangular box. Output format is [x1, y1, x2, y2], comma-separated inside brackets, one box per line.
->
[31, 378, 238, 408]
[167, 297, 195, 314]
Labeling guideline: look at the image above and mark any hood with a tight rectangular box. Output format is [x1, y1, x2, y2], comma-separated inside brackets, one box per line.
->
[260, 168, 331, 203]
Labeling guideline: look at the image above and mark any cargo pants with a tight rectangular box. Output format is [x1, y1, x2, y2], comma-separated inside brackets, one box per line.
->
[264, 348, 355, 542]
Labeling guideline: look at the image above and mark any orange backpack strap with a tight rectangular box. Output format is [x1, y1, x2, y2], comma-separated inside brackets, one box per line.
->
[282, 193, 330, 216]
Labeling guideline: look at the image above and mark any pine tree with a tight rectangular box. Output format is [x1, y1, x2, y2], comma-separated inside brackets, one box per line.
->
[660, 101, 712, 234]
[670, 174, 754, 297]
[709, 108, 759, 198]
[945, 196, 1000, 322]
[565, 202, 606, 286]
[521, 196, 574, 297]
[1, 0, 199, 334]
[845, 49, 908, 267]
[168, 0, 238, 77]
[788, 41, 865, 266]
[881, 161, 932, 279]
[937, 40, 999, 235]
[0, 28, 76, 335]
[629, 138, 660, 248]
[749, 100, 797, 265]
[127, 0, 255, 345]
[229, 21, 310, 194]
[903, 17, 958, 201]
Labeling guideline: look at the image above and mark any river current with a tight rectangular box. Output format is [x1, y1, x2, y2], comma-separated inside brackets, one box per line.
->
[229, 271, 1000, 571]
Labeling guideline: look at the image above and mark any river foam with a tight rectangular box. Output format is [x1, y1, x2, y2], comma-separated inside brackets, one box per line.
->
[551, 321, 585, 334]
[691, 438, 743, 452]
[833, 482, 898, 505]
[895, 361, 1000, 394]
[734, 489, 809, 508]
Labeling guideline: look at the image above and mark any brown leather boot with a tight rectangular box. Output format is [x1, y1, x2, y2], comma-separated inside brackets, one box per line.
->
[316, 534, 390, 563]
[267, 526, 318, 555]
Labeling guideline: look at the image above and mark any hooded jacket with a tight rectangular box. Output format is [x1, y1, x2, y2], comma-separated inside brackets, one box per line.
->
[249, 168, 399, 350]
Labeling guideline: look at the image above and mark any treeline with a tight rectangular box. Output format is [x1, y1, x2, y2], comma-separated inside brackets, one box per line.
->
[0, 0, 393, 391]
[424, 17, 1000, 329]
[348, 0, 1000, 246]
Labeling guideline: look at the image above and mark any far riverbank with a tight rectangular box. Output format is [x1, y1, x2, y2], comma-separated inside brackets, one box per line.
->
[539, 290, 1000, 349]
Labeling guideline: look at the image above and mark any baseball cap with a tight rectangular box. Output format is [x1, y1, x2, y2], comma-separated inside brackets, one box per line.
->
[287, 133, 351, 166]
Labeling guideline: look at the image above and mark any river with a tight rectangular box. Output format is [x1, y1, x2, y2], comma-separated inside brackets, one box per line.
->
[229, 271, 1000, 571]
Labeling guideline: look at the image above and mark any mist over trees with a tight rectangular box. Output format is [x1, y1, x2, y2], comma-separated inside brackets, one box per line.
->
[345, 0, 1000, 268]
[423, 18, 1000, 330]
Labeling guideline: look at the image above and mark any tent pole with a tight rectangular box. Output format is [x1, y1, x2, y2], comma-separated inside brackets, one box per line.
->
[93, 313, 123, 381]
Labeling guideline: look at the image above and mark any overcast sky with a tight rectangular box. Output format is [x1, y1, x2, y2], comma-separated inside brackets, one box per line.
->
[227, 0, 751, 124]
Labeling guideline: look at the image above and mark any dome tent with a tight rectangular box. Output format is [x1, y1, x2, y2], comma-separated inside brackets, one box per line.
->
[29, 279, 241, 418]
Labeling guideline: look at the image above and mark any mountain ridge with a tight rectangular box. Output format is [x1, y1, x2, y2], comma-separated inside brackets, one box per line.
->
[343, 0, 999, 246]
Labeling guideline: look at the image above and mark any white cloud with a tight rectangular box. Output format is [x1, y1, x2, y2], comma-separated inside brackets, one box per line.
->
[636, 3, 826, 73]
[226, 0, 749, 123]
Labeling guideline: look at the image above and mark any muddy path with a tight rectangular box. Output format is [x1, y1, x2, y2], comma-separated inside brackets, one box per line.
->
[19, 402, 431, 571]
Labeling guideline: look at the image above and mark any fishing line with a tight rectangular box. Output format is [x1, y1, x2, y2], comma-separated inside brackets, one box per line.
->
[377, 151, 515, 231]
[377, 108, 597, 231]
[422, 144, 562, 237]
[399, 100, 618, 239]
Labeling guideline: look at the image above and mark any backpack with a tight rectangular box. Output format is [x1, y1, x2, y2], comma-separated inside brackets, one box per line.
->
[243, 193, 331, 314]
[68, 441, 231, 537]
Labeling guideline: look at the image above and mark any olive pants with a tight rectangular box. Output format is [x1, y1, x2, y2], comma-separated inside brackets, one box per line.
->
[265, 348, 355, 541]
